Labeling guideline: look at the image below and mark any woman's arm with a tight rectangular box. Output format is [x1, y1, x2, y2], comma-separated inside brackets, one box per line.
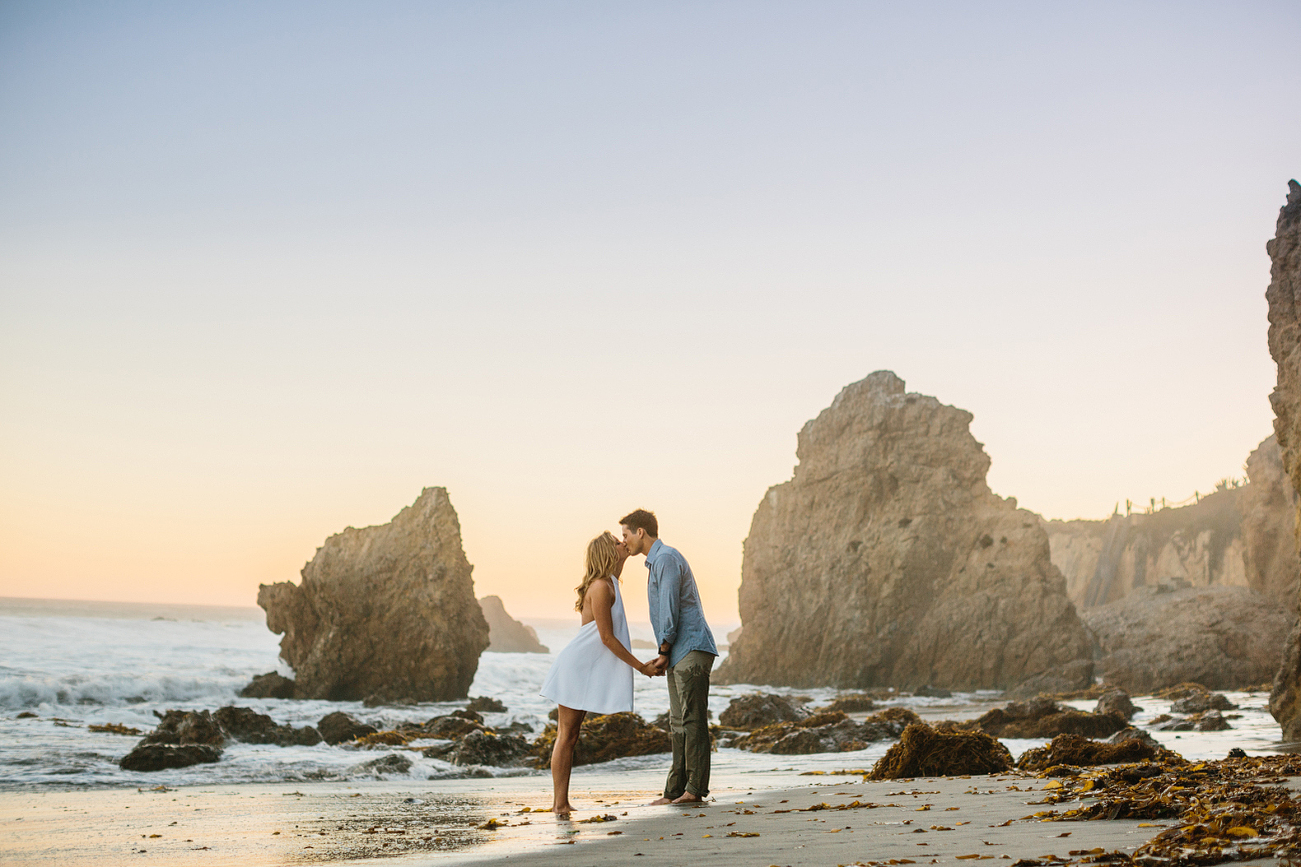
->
[588, 580, 656, 676]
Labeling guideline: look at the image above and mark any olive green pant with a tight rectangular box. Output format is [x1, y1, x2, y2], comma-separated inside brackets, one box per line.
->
[663, 649, 714, 799]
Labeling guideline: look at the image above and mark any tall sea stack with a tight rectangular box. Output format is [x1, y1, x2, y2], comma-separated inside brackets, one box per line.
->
[716, 371, 1092, 690]
[257, 487, 490, 702]
[1265, 179, 1301, 741]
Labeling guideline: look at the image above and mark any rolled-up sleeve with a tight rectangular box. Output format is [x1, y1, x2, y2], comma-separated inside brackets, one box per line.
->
[655, 557, 683, 648]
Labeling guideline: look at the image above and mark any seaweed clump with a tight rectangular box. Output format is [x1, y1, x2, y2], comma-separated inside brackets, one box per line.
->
[867, 722, 1012, 779]
[1015, 733, 1158, 772]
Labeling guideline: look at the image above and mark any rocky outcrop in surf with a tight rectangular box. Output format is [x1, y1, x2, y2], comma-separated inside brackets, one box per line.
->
[257, 487, 490, 703]
[479, 595, 549, 653]
[1266, 180, 1301, 742]
[716, 371, 1093, 690]
[1083, 585, 1290, 694]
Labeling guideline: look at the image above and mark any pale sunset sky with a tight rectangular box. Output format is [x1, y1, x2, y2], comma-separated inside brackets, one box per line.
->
[2, 2, 1298, 624]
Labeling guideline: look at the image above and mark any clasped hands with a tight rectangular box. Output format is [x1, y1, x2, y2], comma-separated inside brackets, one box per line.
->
[639, 655, 669, 677]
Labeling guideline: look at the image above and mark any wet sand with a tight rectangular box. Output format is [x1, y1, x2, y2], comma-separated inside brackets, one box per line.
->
[6, 771, 1297, 866]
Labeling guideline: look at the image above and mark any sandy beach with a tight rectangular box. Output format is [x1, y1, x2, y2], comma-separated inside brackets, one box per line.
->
[5, 764, 1298, 867]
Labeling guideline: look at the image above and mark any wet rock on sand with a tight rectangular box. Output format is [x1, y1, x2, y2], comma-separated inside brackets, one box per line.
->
[445, 730, 532, 767]
[868, 722, 1013, 779]
[1016, 733, 1160, 771]
[318, 711, 378, 745]
[718, 693, 807, 730]
[971, 697, 1126, 739]
[142, 710, 225, 746]
[531, 712, 670, 769]
[351, 754, 413, 777]
[1155, 709, 1233, 732]
[119, 744, 223, 772]
[1170, 692, 1237, 714]
[1094, 688, 1140, 720]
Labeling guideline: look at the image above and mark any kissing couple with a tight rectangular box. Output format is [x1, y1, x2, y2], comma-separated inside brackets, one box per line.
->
[539, 509, 718, 816]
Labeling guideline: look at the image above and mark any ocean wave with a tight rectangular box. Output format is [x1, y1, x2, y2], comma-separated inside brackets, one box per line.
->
[0, 672, 247, 710]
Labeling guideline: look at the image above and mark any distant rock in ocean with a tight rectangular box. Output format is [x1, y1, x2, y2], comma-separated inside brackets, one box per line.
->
[1081, 585, 1291, 694]
[256, 487, 490, 703]
[715, 371, 1092, 691]
[1265, 179, 1301, 742]
[479, 595, 549, 653]
[1042, 435, 1297, 614]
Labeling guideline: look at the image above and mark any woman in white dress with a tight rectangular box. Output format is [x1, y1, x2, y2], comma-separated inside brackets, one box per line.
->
[540, 531, 660, 816]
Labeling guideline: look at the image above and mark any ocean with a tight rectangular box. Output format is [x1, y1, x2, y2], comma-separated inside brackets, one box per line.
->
[0, 597, 1287, 793]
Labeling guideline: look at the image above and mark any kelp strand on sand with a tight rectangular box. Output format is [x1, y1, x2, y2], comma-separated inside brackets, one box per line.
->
[869, 722, 1013, 779]
[1016, 734, 1167, 772]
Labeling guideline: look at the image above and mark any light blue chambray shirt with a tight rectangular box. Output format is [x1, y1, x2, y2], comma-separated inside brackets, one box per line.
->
[645, 538, 718, 669]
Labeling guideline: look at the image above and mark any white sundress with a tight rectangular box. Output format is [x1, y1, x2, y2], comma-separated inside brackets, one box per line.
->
[539, 577, 635, 715]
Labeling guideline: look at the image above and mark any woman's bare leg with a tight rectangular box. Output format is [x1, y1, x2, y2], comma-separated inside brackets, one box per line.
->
[550, 705, 586, 816]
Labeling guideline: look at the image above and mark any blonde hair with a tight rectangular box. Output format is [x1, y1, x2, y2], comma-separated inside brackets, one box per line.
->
[575, 531, 619, 612]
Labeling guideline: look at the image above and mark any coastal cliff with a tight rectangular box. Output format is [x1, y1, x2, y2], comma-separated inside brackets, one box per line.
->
[257, 487, 490, 702]
[1266, 180, 1301, 741]
[716, 371, 1092, 690]
[480, 595, 549, 653]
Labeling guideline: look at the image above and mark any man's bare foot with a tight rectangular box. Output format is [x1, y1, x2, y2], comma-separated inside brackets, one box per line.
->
[671, 792, 704, 805]
[647, 796, 674, 806]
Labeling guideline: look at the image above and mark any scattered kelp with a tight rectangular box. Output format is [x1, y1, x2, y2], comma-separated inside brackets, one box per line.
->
[88, 723, 142, 735]
[1015, 734, 1161, 772]
[1023, 755, 1301, 865]
[868, 722, 1013, 779]
[355, 730, 412, 747]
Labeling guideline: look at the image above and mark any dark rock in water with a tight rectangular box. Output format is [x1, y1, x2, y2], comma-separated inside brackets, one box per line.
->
[1107, 727, 1162, 749]
[913, 686, 952, 699]
[143, 710, 225, 746]
[425, 710, 487, 739]
[317, 712, 377, 745]
[718, 694, 807, 730]
[1095, 689, 1139, 720]
[868, 723, 1013, 779]
[825, 693, 878, 711]
[1157, 709, 1232, 732]
[238, 671, 296, 699]
[362, 694, 417, 708]
[1170, 692, 1237, 714]
[479, 595, 549, 653]
[531, 712, 670, 769]
[213, 706, 321, 746]
[466, 696, 506, 713]
[1016, 733, 1158, 771]
[256, 487, 490, 702]
[1228, 747, 1248, 758]
[717, 371, 1093, 691]
[16, 711, 38, 719]
[352, 754, 413, 776]
[973, 699, 1126, 739]
[731, 708, 921, 754]
[1004, 660, 1095, 700]
[1084, 585, 1291, 694]
[120, 744, 222, 771]
[446, 730, 531, 766]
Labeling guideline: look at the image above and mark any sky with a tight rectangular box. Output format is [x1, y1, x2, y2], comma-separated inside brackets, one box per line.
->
[2, 1, 1298, 625]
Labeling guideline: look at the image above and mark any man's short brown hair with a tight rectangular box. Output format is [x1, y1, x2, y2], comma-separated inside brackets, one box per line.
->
[620, 509, 658, 538]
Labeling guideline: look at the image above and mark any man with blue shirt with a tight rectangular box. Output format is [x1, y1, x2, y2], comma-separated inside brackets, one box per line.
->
[620, 508, 718, 805]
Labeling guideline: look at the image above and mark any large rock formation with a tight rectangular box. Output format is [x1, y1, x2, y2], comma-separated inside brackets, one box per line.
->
[716, 371, 1093, 690]
[1043, 435, 1296, 613]
[1084, 585, 1292, 694]
[1266, 179, 1301, 741]
[257, 487, 490, 702]
[479, 595, 549, 653]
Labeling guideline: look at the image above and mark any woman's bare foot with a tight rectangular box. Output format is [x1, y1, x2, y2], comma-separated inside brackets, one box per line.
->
[552, 803, 575, 817]
[671, 792, 704, 804]
[648, 796, 674, 805]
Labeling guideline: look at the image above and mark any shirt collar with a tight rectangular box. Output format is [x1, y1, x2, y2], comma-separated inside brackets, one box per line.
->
[644, 538, 664, 568]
